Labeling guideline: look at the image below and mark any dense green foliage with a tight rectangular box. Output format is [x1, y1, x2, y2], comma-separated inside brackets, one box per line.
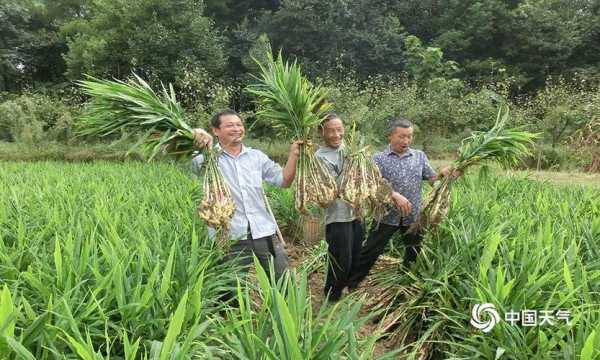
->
[3, 0, 600, 91]
[63, 0, 227, 83]
[1, 160, 598, 358]
[2, 0, 600, 172]
[0, 161, 385, 358]
[0, 161, 235, 357]
[0, 92, 78, 143]
[371, 169, 600, 358]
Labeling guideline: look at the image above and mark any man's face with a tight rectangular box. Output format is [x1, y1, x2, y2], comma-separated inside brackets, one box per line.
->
[212, 114, 245, 146]
[388, 126, 413, 154]
[321, 118, 344, 148]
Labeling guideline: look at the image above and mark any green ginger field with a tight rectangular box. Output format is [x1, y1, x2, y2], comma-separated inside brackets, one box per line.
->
[0, 161, 599, 359]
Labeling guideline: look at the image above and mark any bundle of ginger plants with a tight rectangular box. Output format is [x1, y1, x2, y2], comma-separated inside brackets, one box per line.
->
[247, 51, 337, 213]
[78, 74, 236, 245]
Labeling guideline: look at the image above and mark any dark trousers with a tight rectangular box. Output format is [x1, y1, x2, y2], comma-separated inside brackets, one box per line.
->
[324, 220, 364, 297]
[219, 232, 289, 307]
[223, 233, 289, 280]
[348, 223, 423, 287]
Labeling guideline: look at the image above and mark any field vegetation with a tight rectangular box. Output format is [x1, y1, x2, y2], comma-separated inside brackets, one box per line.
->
[0, 162, 598, 358]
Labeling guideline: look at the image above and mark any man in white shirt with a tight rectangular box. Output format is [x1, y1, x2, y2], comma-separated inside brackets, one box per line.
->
[192, 109, 302, 279]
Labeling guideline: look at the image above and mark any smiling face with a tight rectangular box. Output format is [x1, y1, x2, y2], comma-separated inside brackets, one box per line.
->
[211, 114, 245, 147]
[320, 117, 344, 148]
[388, 126, 413, 154]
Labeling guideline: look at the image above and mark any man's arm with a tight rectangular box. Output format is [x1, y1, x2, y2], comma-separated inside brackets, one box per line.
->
[260, 140, 302, 188]
[421, 150, 462, 185]
[427, 175, 439, 185]
[373, 153, 412, 216]
[422, 152, 440, 185]
[281, 141, 302, 188]
[391, 191, 412, 216]
[190, 129, 212, 176]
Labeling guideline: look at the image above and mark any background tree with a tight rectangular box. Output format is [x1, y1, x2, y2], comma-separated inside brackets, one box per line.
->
[0, 0, 91, 91]
[204, 0, 279, 29]
[390, 0, 599, 89]
[0, 0, 30, 91]
[63, 0, 227, 85]
[257, 0, 406, 79]
[504, 0, 591, 88]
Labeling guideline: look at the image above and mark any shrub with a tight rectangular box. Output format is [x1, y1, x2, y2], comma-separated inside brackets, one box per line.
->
[518, 78, 600, 147]
[0, 93, 78, 143]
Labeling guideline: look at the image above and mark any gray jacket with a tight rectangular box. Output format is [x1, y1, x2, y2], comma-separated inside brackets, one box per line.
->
[315, 145, 357, 225]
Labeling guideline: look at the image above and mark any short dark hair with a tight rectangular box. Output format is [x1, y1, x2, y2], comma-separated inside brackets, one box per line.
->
[320, 112, 342, 129]
[387, 117, 413, 136]
[211, 109, 242, 128]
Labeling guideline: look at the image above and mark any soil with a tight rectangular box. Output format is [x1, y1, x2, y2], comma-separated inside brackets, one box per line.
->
[285, 242, 399, 358]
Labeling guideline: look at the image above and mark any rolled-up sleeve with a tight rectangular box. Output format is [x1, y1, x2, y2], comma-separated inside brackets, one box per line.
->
[261, 153, 283, 187]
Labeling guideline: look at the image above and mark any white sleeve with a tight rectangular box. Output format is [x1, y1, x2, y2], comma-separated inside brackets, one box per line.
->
[260, 152, 284, 187]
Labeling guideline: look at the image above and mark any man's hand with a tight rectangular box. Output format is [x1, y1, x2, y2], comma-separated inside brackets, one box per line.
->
[288, 140, 304, 158]
[391, 191, 412, 216]
[439, 166, 462, 179]
[282, 140, 304, 188]
[193, 128, 213, 149]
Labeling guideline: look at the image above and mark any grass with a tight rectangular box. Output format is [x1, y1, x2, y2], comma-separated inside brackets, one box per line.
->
[216, 258, 396, 359]
[0, 161, 391, 359]
[505, 169, 600, 189]
[0, 141, 144, 162]
[429, 159, 600, 189]
[0, 161, 234, 357]
[363, 169, 600, 359]
[1, 160, 598, 358]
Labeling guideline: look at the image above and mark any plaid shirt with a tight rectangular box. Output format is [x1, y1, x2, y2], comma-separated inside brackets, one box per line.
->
[374, 147, 436, 226]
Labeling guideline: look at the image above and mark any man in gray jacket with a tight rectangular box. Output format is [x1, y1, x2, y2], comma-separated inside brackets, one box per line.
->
[316, 113, 363, 301]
